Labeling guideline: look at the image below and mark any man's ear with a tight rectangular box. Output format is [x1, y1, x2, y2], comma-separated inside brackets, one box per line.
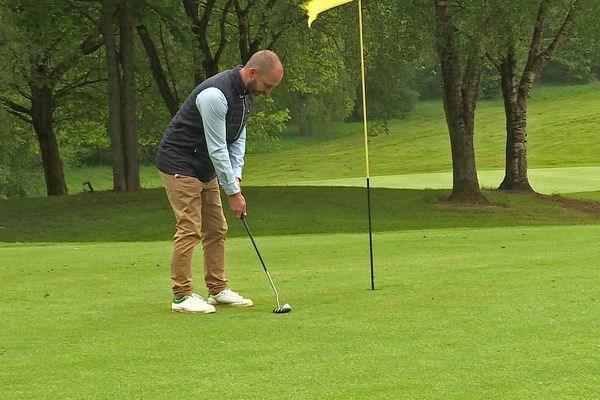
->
[248, 67, 258, 79]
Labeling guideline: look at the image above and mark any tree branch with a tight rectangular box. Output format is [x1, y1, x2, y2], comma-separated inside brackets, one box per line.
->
[215, 0, 233, 61]
[159, 21, 180, 102]
[50, 32, 103, 80]
[136, 24, 179, 116]
[18, 89, 32, 101]
[537, 0, 580, 71]
[55, 77, 106, 99]
[462, 45, 483, 107]
[0, 96, 31, 115]
[485, 52, 501, 73]
[520, 0, 550, 88]
[6, 108, 33, 124]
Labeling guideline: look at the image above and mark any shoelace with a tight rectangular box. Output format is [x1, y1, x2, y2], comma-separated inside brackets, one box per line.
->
[191, 293, 206, 302]
[220, 289, 243, 300]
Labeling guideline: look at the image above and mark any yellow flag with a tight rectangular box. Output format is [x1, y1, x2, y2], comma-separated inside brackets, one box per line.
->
[302, 0, 353, 27]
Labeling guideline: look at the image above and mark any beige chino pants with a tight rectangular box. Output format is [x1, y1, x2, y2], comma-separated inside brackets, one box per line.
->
[160, 172, 228, 298]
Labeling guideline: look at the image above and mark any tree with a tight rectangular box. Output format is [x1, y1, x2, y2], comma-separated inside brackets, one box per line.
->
[0, 1, 102, 196]
[280, 28, 352, 136]
[136, 23, 180, 117]
[102, 0, 126, 191]
[0, 109, 42, 198]
[119, 0, 140, 192]
[232, 0, 303, 63]
[433, 0, 487, 202]
[487, 0, 581, 192]
[134, 1, 192, 117]
[182, 0, 232, 83]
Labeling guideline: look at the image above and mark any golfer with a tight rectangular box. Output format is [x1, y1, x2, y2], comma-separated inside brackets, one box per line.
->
[156, 50, 284, 313]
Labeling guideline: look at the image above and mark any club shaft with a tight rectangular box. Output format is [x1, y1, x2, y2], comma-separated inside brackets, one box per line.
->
[241, 218, 281, 308]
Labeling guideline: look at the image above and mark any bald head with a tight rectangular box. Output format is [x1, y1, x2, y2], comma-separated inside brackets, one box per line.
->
[245, 50, 283, 75]
[241, 50, 284, 96]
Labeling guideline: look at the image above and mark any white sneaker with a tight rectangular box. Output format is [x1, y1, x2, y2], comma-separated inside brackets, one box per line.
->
[171, 294, 216, 314]
[208, 289, 253, 308]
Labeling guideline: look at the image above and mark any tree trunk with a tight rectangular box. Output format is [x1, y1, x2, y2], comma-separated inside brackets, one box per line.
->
[497, 0, 578, 192]
[30, 84, 67, 196]
[498, 47, 533, 191]
[296, 93, 313, 136]
[202, 58, 220, 78]
[136, 24, 179, 117]
[434, 0, 486, 203]
[120, 0, 140, 192]
[236, 7, 250, 64]
[192, 50, 205, 86]
[102, 0, 127, 192]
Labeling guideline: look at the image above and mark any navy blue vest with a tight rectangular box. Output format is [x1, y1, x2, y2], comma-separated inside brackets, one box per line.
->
[156, 66, 253, 181]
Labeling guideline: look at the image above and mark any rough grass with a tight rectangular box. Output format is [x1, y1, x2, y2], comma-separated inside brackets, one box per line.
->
[1, 186, 600, 243]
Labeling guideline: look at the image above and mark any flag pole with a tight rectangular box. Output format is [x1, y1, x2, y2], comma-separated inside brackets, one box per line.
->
[357, 0, 374, 290]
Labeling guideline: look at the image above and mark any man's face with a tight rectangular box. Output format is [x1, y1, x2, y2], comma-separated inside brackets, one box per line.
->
[247, 67, 283, 96]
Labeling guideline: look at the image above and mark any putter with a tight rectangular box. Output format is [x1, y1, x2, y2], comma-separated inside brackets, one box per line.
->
[241, 216, 291, 314]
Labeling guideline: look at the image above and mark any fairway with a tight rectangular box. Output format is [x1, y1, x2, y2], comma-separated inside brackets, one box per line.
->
[2, 226, 599, 399]
[286, 166, 600, 195]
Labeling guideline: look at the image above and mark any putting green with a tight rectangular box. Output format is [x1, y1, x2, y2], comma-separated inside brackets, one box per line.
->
[285, 166, 600, 194]
[2, 225, 600, 398]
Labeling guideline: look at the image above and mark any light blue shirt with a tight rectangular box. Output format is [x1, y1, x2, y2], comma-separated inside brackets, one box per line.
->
[195, 87, 246, 196]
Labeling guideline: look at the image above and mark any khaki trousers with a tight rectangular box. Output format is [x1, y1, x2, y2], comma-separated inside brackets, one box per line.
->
[160, 172, 228, 298]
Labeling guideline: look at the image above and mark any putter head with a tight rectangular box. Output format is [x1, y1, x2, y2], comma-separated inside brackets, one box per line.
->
[273, 303, 291, 314]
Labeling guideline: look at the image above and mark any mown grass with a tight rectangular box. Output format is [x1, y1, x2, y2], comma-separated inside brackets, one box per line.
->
[1, 226, 599, 399]
[244, 83, 600, 185]
[566, 190, 600, 201]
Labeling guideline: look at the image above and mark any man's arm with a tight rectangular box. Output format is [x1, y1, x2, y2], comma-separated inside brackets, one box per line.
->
[195, 87, 239, 195]
[228, 126, 246, 182]
[196, 88, 246, 218]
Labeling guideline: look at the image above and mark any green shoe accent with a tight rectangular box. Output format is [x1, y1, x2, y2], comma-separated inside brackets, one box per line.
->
[172, 296, 189, 304]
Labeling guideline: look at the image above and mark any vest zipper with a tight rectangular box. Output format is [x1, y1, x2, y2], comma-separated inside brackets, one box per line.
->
[238, 95, 246, 137]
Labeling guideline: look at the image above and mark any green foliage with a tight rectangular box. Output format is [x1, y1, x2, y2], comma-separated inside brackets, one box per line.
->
[360, 63, 419, 120]
[3, 0, 100, 80]
[275, 25, 355, 133]
[539, 36, 599, 85]
[54, 67, 112, 167]
[479, 63, 502, 100]
[1, 0, 599, 194]
[246, 97, 291, 152]
[0, 112, 43, 199]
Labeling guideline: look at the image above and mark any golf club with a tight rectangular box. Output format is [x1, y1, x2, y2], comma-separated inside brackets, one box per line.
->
[241, 216, 291, 314]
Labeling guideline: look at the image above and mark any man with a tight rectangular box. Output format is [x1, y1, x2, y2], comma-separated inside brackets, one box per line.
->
[156, 50, 284, 314]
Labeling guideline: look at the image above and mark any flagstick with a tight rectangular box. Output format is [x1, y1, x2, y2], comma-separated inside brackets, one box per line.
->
[357, 0, 374, 290]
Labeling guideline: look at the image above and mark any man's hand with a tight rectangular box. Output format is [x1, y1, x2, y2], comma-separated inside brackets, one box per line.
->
[228, 192, 247, 219]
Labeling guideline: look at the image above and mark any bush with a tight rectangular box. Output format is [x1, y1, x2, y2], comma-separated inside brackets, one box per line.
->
[539, 59, 594, 85]
[0, 120, 44, 198]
